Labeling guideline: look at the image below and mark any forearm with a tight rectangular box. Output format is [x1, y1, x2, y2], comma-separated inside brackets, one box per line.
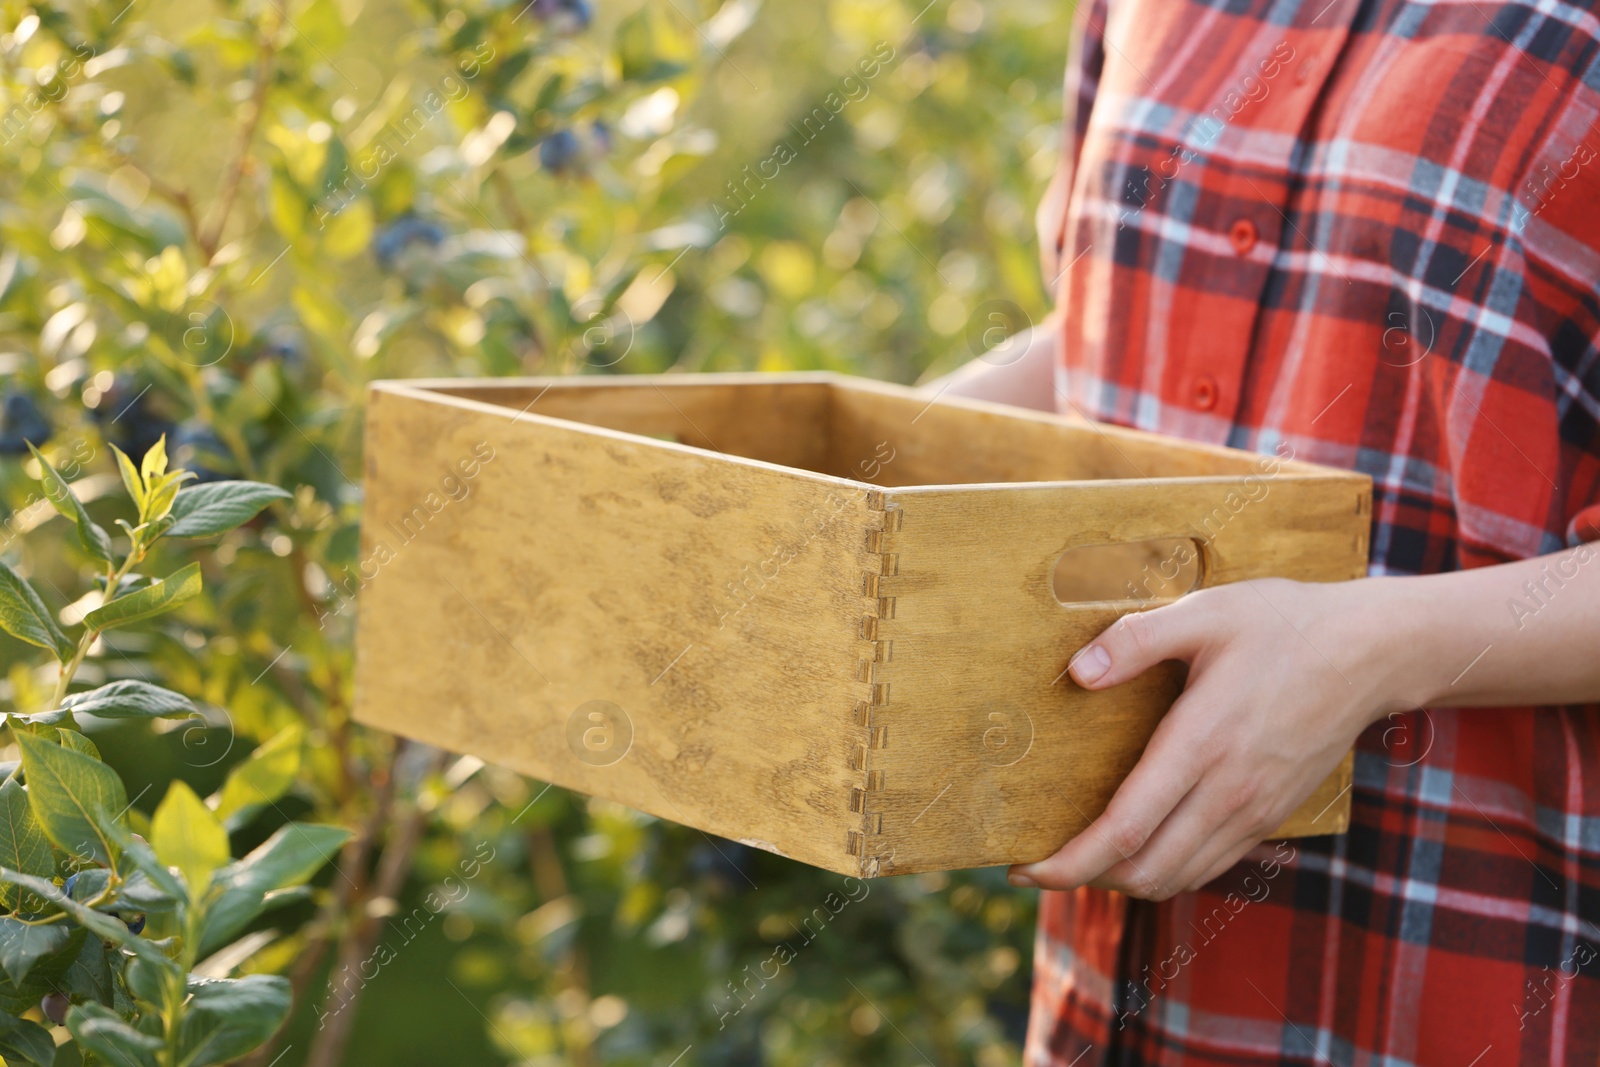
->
[1369, 541, 1600, 710]
[921, 311, 1060, 411]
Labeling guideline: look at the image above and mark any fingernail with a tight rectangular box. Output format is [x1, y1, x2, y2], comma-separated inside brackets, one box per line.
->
[1008, 871, 1038, 888]
[1070, 645, 1111, 685]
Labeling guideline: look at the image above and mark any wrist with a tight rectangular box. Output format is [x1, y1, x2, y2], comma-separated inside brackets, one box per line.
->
[1346, 574, 1456, 714]
[1312, 576, 1424, 726]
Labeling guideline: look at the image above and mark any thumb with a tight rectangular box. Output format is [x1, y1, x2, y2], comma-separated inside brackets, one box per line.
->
[1068, 600, 1207, 689]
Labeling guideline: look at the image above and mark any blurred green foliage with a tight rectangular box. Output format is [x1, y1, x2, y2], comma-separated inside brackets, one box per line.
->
[0, 0, 1070, 1062]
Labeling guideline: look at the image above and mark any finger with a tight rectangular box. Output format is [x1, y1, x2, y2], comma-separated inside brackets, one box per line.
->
[1178, 788, 1313, 893]
[1174, 755, 1344, 892]
[1159, 808, 1272, 896]
[1090, 775, 1246, 899]
[1010, 705, 1207, 890]
[1068, 598, 1210, 690]
[1182, 832, 1266, 894]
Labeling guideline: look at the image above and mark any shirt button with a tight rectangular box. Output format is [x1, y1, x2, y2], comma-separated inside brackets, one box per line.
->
[1190, 374, 1218, 410]
[1229, 218, 1258, 255]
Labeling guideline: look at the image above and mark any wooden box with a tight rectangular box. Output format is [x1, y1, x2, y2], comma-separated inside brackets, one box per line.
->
[352, 373, 1369, 878]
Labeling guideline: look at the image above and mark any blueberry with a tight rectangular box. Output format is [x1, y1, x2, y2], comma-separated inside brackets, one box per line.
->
[168, 420, 232, 483]
[256, 325, 305, 366]
[120, 913, 145, 935]
[538, 121, 612, 176]
[529, 0, 593, 33]
[539, 128, 582, 174]
[372, 214, 447, 269]
[92, 375, 172, 466]
[62, 873, 79, 898]
[40, 992, 68, 1026]
[0, 390, 51, 454]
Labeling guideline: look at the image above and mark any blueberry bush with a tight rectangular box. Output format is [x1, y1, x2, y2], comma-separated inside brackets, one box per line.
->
[0, 0, 1070, 1063]
[0, 441, 346, 1066]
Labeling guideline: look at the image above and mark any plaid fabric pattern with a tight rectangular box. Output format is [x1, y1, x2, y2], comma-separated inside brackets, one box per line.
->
[1030, 0, 1600, 1062]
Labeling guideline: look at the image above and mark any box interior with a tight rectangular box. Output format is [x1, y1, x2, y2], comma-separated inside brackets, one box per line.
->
[419, 377, 1253, 604]
[422, 377, 1269, 486]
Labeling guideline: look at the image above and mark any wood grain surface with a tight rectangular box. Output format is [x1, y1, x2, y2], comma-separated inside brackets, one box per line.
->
[354, 380, 875, 875]
[857, 477, 1367, 876]
[352, 374, 1371, 878]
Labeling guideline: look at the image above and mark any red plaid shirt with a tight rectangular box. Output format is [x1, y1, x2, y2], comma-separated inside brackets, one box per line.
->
[1032, 0, 1600, 1063]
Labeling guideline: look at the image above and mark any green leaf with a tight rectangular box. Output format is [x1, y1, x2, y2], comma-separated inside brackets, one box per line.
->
[0, 779, 53, 912]
[0, 562, 74, 662]
[176, 974, 291, 1067]
[201, 823, 350, 953]
[297, 0, 349, 50]
[322, 198, 374, 260]
[99, 821, 185, 905]
[0, 871, 154, 958]
[56, 729, 99, 760]
[214, 724, 301, 831]
[110, 444, 144, 512]
[615, 7, 691, 82]
[269, 174, 306, 241]
[0, 919, 71, 985]
[60, 681, 196, 720]
[123, 954, 169, 1007]
[12, 708, 69, 727]
[0, 977, 43, 1020]
[139, 435, 168, 488]
[15, 732, 126, 867]
[151, 781, 228, 898]
[58, 933, 114, 1010]
[0, 1009, 57, 1066]
[62, 867, 108, 901]
[28, 443, 113, 564]
[165, 481, 290, 539]
[108, 870, 181, 915]
[67, 1002, 162, 1067]
[83, 563, 201, 632]
[141, 469, 194, 527]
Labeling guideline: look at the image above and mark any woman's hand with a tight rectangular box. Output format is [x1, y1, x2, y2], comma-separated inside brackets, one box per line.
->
[1006, 539, 1600, 898]
[1008, 577, 1414, 898]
